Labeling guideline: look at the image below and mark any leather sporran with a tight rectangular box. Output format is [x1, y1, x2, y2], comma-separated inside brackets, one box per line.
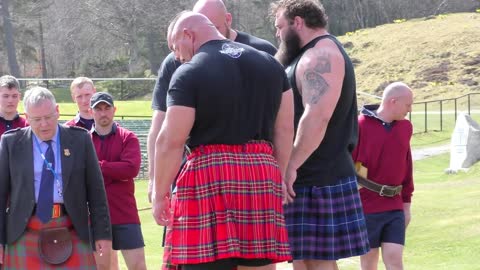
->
[38, 227, 73, 265]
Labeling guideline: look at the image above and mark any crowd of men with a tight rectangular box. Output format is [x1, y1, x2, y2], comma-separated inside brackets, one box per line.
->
[0, 0, 414, 270]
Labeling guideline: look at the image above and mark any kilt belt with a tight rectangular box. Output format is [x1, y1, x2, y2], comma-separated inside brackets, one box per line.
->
[357, 174, 402, 197]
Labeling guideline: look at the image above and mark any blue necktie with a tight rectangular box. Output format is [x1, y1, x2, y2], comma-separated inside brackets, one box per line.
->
[37, 140, 55, 223]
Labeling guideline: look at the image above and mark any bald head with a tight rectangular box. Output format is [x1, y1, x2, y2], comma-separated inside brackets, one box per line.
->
[378, 82, 413, 121]
[193, 0, 233, 39]
[382, 82, 412, 101]
[168, 11, 224, 62]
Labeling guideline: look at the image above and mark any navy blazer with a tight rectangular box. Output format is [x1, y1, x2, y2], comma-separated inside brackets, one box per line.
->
[0, 125, 112, 245]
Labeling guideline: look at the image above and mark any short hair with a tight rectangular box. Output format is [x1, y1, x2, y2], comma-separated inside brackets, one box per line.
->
[0, 75, 20, 90]
[167, 11, 190, 50]
[23, 87, 57, 114]
[270, 0, 328, 29]
[70, 77, 94, 94]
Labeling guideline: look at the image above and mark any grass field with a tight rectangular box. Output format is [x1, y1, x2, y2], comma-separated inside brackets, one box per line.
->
[125, 153, 480, 270]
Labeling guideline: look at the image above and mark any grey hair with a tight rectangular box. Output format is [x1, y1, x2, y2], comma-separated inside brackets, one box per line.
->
[23, 87, 57, 113]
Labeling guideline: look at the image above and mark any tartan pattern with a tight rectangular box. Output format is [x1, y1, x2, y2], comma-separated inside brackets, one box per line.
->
[2, 216, 96, 269]
[284, 176, 370, 260]
[169, 142, 291, 265]
[162, 194, 179, 270]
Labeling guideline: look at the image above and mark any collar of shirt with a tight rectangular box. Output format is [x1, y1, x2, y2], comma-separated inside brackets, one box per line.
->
[91, 122, 118, 138]
[0, 113, 20, 122]
[31, 124, 63, 203]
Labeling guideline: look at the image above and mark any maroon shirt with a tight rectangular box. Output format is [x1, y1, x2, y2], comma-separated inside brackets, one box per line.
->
[352, 105, 414, 214]
[0, 114, 28, 137]
[91, 123, 141, 225]
[65, 113, 94, 130]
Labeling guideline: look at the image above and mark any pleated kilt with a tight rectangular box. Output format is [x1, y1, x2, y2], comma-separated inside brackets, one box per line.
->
[284, 176, 370, 260]
[169, 141, 291, 265]
[2, 216, 96, 270]
[162, 194, 178, 270]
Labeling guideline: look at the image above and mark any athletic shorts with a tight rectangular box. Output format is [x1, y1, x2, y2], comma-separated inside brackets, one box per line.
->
[365, 210, 405, 248]
[112, 224, 145, 250]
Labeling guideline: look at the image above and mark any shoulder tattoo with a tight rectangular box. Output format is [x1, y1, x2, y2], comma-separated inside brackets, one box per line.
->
[302, 53, 331, 104]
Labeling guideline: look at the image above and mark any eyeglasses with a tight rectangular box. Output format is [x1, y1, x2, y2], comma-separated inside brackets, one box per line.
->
[28, 112, 58, 125]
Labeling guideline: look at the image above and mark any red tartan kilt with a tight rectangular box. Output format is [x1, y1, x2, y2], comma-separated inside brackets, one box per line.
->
[170, 141, 291, 265]
[3, 216, 96, 269]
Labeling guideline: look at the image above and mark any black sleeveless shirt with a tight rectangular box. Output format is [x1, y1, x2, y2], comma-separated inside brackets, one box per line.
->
[286, 35, 358, 187]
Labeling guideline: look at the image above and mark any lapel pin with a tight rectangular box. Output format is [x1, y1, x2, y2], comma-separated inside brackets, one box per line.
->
[64, 149, 71, 157]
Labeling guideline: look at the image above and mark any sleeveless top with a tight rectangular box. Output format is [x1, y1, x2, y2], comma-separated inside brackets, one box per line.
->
[286, 35, 358, 187]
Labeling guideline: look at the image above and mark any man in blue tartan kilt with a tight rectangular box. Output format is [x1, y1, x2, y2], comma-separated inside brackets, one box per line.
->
[152, 11, 295, 270]
[271, 0, 370, 269]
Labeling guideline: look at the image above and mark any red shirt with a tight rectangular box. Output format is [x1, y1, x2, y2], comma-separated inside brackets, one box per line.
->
[0, 114, 28, 137]
[65, 113, 94, 130]
[91, 123, 141, 224]
[352, 106, 414, 214]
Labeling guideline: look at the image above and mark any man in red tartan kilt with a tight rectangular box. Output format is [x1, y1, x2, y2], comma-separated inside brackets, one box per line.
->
[152, 12, 295, 270]
[0, 87, 112, 269]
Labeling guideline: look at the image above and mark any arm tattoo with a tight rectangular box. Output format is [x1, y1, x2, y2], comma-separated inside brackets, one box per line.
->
[302, 54, 331, 104]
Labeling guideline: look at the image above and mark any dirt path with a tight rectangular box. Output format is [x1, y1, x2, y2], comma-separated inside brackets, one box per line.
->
[412, 144, 450, 161]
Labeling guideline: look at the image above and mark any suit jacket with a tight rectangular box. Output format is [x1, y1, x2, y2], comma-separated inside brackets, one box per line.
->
[0, 124, 112, 245]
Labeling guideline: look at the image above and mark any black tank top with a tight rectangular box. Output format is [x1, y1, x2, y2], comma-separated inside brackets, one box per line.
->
[286, 35, 358, 187]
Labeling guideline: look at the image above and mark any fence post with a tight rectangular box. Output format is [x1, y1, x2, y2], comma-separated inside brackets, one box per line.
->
[424, 102, 427, 133]
[468, 94, 471, 115]
[120, 80, 125, 100]
[440, 100, 443, 131]
[455, 99, 457, 121]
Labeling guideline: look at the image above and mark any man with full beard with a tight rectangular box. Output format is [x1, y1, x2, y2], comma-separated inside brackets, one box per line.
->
[271, 0, 370, 269]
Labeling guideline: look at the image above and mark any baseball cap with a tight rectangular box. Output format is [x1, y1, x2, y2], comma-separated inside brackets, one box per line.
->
[90, 92, 114, 108]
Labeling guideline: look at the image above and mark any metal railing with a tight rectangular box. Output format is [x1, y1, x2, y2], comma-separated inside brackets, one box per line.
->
[409, 93, 480, 134]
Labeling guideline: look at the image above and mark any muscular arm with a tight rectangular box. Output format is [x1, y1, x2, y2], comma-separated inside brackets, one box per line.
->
[147, 110, 165, 202]
[288, 43, 345, 172]
[273, 90, 294, 177]
[152, 106, 194, 225]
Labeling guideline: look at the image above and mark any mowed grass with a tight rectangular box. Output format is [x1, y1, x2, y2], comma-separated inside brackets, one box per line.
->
[18, 96, 476, 149]
[127, 153, 480, 269]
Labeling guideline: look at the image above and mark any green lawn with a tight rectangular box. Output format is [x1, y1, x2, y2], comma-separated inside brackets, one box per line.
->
[126, 153, 480, 269]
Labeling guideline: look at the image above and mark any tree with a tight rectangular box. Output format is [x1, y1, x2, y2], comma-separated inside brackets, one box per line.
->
[1, 0, 21, 77]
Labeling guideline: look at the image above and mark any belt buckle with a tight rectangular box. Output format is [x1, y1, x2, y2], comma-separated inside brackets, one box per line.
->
[394, 186, 403, 196]
[379, 185, 387, 197]
[52, 204, 62, 218]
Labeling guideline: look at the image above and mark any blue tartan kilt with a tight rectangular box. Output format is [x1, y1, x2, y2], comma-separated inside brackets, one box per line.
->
[284, 176, 370, 260]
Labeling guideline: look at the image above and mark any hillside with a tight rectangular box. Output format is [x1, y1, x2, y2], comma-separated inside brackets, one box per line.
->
[338, 12, 480, 103]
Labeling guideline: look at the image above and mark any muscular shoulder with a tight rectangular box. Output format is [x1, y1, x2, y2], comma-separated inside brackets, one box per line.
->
[236, 31, 277, 56]
[298, 39, 344, 71]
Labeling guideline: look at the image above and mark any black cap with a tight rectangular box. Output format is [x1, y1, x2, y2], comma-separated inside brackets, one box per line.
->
[90, 92, 114, 108]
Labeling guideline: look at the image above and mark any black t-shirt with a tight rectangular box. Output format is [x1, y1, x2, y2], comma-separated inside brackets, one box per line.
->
[286, 35, 358, 187]
[151, 32, 277, 111]
[167, 40, 289, 148]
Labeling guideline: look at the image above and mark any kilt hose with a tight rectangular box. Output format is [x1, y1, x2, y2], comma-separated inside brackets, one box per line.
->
[284, 176, 370, 261]
[2, 216, 96, 269]
[168, 141, 291, 266]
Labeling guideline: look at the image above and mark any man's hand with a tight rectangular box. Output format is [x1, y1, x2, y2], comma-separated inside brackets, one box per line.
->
[94, 240, 112, 270]
[284, 164, 297, 204]
[152, 192, 172, 226]
[148, 180, 154, 203]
